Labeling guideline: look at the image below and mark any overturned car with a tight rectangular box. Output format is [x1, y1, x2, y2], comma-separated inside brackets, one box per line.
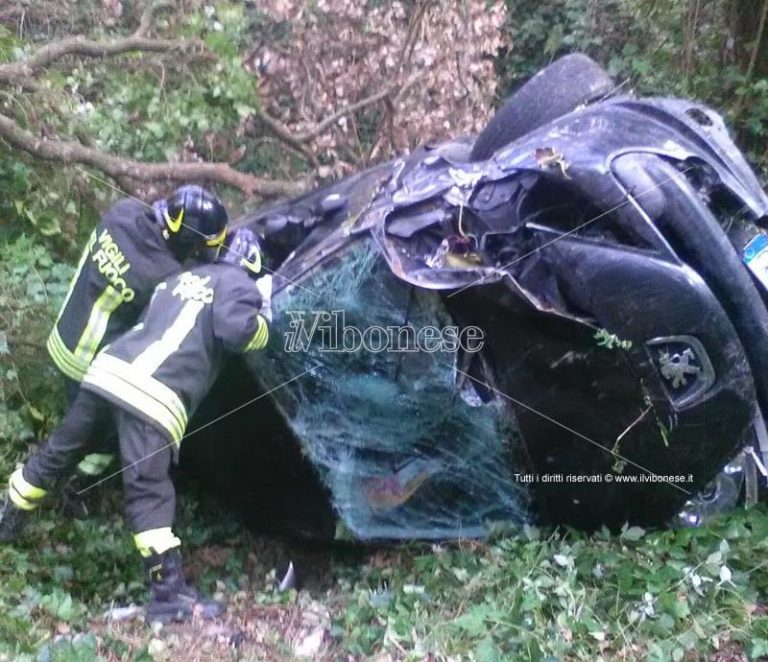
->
[181, 55, 768, 540]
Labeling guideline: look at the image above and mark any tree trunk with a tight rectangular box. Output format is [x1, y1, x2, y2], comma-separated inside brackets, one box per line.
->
[729, 0, 768, 79]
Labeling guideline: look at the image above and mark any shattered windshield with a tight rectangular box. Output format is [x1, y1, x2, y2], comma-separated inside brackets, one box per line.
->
[245, 238, 531, 539]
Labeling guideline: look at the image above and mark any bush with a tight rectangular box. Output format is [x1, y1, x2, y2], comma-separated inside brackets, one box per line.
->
[499, 0, 768, 174]
[0, 236, 73, 444]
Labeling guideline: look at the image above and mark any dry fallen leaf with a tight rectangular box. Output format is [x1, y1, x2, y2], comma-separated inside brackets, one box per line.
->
[250, 0, 507, 162]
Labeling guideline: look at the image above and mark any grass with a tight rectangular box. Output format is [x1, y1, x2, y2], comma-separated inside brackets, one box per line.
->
[1, 469, 768, 661]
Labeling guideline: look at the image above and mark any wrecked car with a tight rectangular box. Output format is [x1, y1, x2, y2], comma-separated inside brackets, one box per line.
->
[180, 55, 768, 540]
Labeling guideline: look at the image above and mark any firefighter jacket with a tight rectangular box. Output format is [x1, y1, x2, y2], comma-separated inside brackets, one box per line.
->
[47, 199, 183, 382]
[81, 263, 269, 444]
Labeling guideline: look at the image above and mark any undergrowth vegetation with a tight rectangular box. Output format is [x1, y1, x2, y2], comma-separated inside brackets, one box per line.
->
[2, 497, 768, 660]
[0, 237, 73, 442]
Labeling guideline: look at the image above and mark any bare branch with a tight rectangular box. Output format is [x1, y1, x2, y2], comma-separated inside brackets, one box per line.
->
[0, 36, 191, 83]
[0, 2, 198, 85]
[745, 0, 768, 84]
[733, 0, 768, 117]
[135, 2, 174, 38]
[254, 111, 317, 161]
[368, 74, 422, 161]
[256, 80, 403, 163]
[295, 83, 400, 142]
[0, 112, 305, 199]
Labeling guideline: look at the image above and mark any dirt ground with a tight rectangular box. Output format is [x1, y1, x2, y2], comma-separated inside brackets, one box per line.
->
[84, 534, 389, 661]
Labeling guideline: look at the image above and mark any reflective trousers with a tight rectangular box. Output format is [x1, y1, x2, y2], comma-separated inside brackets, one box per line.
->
[22, 390, 176, 534]
[24, 389, 115, 491]
[64, 377, 117, 477]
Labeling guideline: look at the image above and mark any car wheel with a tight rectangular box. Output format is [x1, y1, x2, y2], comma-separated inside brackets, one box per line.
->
[470, 53, 615, 161]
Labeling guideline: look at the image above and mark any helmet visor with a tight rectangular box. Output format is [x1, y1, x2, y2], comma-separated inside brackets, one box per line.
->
[195, 228, 227, 263]
[205, 227, 227, 247]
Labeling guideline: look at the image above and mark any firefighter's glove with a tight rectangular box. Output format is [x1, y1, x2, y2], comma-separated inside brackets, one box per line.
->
[255, 274, 273, 323]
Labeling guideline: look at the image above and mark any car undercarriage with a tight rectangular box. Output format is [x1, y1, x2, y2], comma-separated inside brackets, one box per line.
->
[180, 55, 768, 541]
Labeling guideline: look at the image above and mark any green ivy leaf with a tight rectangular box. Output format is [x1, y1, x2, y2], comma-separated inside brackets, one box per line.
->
[750, 638, 768, 659]
[235, 102, 256, 118]
[622, 525, 646, 541]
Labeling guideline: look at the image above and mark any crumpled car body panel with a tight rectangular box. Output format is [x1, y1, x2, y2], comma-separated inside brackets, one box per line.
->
[181, 95, 768, 539]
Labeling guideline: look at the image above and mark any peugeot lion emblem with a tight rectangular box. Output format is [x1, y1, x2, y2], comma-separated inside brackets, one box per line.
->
[646, 336, 715, 408]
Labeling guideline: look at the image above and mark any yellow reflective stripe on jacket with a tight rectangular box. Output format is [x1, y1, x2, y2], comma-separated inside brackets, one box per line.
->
[132, 299, 205, 374]
[92, 354, 188, 432]
[83, 354, 187, 444]
[245, 316, 269, 352]
[47, 232, 96, 381]
[84, 367, 185, 443]
[8, 467, 46, 511]
[47, 326, 89, 381]
[73, 285, 123, 366]
[134, 527, 181, 558]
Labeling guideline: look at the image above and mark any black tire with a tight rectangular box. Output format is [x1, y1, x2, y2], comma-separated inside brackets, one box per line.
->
[470, 53, 615, 161]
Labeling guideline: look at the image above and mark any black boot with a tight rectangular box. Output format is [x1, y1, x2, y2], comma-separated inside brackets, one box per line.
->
[0, 495, 28, 543]
[60, 472, 95, 520]
[144, 548, 224, 624]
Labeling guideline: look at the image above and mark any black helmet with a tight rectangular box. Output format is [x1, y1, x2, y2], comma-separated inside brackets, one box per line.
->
[219, 227, 262, 278]
[158, 185, 228, 261]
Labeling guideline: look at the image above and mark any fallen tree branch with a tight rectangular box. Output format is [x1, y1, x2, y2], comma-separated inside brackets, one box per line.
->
[0, 36, 188, 83]
[0, 112, 304, 198]
[0, 2, 194, 85]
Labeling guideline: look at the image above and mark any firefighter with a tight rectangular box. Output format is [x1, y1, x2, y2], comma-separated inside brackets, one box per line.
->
[0, 228, 271, 624]
[48, 185, 229, 518]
